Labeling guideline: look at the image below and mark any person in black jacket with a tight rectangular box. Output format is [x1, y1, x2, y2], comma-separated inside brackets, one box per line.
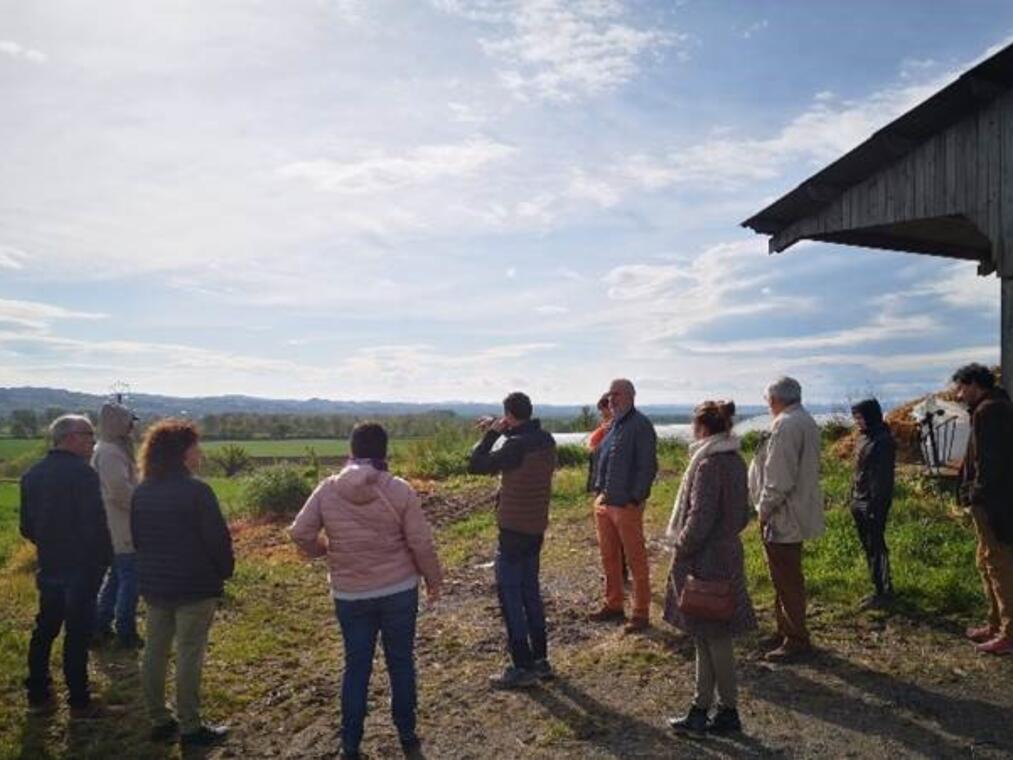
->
[132, 419, 234, 746]
[850, 399, 896, 608]
[588, 378, 658, 633]
[20, 414, 112, 718]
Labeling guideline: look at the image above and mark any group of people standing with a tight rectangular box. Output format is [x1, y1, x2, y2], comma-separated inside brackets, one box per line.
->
[16, 361, 1013, 757]
[20, 408, 234, 746]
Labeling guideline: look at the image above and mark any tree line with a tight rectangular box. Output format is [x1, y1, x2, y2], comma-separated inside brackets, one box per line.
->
[1, 406, 691, 440]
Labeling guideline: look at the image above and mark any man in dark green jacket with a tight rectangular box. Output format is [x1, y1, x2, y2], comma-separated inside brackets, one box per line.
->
[954, 363, 1013, 656]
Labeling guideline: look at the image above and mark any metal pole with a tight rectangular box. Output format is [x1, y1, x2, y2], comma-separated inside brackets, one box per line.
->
[1004, 278, 1013, 392]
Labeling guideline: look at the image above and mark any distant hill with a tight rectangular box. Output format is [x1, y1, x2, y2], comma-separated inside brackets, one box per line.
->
[0, 386, 774, 421]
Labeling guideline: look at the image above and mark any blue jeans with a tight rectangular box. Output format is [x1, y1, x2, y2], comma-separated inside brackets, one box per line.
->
[26, 569, 102, 707]
[495, 529, 547, 669]
[95, 553, 139, 641]
[334, 587, 419, 753]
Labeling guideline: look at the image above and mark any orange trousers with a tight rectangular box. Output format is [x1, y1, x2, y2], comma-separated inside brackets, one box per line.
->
[594, 496, 651, 619]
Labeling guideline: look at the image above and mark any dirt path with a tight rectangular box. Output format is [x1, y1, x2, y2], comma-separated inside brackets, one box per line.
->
[207, 491, 1013, 760]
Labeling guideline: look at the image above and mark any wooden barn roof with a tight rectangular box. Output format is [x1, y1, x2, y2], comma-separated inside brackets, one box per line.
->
[742, 43, 1013, 242]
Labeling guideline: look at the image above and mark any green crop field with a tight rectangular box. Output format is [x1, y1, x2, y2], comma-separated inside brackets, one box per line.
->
[0, 481, 20, 566]
[202, 437, 416, 458]
[0, 440, 43, 462]
[201, 438, 349, 457]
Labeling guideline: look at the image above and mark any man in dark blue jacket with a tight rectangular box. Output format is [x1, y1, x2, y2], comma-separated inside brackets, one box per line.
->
[20, 414, 113, 717]
[850, 399, 896, 608]
[589, 378, 658, 633]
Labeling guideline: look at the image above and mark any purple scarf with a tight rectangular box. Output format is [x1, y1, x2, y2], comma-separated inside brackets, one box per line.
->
[349, 457, 388, 472]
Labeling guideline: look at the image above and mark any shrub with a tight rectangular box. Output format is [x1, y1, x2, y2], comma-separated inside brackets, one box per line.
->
[241, 465, 313, 516]
[555, 444, 588, 468]
[821, 416, 853, 445]
[208, 444, 252, 478]
[739, 430, 766, 456]
[657, 438, 689, 472]
[395, 425, 472, 479]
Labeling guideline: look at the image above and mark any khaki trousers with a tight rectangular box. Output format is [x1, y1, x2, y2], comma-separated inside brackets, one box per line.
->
[693, 635, 737, 710]
[763, 542, 810, 648]
[142, 597, 218, 732]
[971, 506, 1013, 639]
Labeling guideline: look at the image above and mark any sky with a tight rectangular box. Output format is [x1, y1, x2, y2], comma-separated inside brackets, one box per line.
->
[1, 0, 1010, 407]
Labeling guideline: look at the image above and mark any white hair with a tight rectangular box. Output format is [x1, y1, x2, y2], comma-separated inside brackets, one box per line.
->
[765, 377, 802, 406]
[50, 414, 93, 446]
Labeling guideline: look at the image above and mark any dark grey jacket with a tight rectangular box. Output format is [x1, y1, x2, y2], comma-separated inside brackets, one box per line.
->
[20, 450, 112, 578]
[132, 470, 235, 602]
[593, 407, 658, 507]
[852, 427, 896, 515]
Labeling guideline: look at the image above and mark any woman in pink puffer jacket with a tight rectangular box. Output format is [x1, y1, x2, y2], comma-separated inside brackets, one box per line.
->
[289, 422, 442, 760]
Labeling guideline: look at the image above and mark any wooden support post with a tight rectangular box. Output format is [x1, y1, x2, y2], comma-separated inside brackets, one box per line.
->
[1004, 278, 1013, 391]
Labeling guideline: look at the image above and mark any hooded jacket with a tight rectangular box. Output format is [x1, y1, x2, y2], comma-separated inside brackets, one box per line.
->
[91, 402, 138, 554]
[960, 388, 1013, 544]
[750, 403, 825, 544]
[289, 464, 443, 598]
[850, 399, 896, 516]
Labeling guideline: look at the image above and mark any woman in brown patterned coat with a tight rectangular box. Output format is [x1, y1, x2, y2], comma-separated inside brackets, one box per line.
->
[663, 400, 756, 736]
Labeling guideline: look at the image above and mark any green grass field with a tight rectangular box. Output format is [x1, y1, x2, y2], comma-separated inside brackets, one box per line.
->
[203, 438, 420, 459]
[201, 438, 350, 457]
[0, 440, 43, 463]
[0, 482, 19, 567]
[0, 443, 995, 759]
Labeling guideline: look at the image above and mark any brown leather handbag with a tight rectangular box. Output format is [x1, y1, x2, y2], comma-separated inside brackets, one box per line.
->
[677, 575, 735, 622]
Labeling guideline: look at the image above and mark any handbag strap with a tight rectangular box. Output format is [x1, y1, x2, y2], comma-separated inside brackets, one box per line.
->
[373, 483, 403, 530]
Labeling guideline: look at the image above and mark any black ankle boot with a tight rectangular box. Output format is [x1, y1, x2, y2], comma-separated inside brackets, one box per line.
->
[668, 705, 709, 735]
[707, 706, 742, 734]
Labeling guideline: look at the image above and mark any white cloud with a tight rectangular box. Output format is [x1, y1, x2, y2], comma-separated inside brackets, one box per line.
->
[437, 0, 677, 101]
[0, 245, 28, 270]
[738, 19, 768, 40]
[535, 304, 569, 315]
[0, 40, 47, 63]
[599, 238, 816, 342]
[583, 67, 962, 198]
[907, 262, 1001, 312]
[0, 298, 107, 331]
[278, 138, 516, 194]
[678, 313, 937, 354]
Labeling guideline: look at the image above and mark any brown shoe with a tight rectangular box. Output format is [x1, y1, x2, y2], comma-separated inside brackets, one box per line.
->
[623, 616, 649, 634]
[966, 624, 997, 643]
[764, 642, 812, 663]
[588, 606, 625, 623]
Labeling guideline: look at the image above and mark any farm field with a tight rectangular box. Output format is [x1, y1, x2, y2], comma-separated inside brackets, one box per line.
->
[0, 445, 1011, 759]
[0, 439, 43, 462]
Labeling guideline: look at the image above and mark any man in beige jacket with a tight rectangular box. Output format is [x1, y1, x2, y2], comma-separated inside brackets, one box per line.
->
[92, 402, 141, 648]
[749, 377, 824, 661]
